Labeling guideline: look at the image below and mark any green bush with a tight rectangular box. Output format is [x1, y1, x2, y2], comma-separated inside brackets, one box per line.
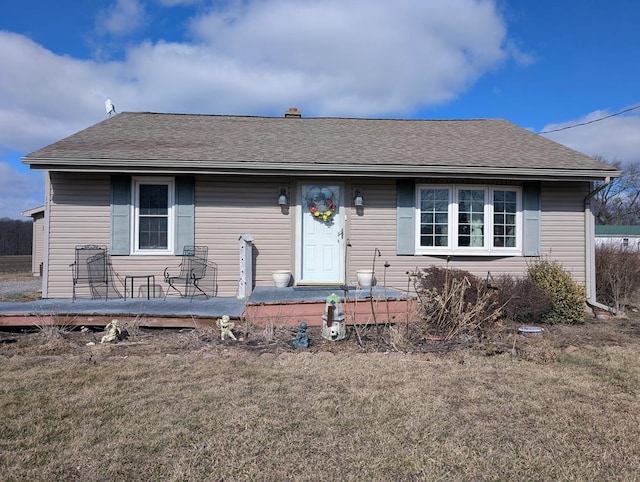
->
[527, 259, 585, 324]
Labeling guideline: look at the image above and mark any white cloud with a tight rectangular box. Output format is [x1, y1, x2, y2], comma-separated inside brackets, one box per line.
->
[542, 109, 640, 165]
[0, 162, 44, 219]
[187, 0, 508, 115]
[155, 0, 201, 6]
[0, 31, 130, 151]
[0, 0, 516, 153]
[99, 0, 147, 37]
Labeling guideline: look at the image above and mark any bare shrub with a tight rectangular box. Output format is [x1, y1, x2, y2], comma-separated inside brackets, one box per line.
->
[119, 315, 143, 340]
[494, 275, 553, 323]
[34, 313, 75, 341]
[596, 244, 640, 313]
[261, 318, 276, 343]
[412, 266, 502, 341]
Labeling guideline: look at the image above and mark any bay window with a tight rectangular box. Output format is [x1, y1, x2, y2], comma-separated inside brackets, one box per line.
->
[416, 184, 522, 255]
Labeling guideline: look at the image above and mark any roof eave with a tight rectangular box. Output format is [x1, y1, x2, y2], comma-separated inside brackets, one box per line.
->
[24, 158, 620, 181]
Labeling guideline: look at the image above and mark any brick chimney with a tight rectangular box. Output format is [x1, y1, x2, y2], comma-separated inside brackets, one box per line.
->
[284, 107, 301, 118]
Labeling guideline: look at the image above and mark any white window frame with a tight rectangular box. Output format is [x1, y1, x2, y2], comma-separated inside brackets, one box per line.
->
[132, 177, 175, 255]
[415, 184, 522, 256]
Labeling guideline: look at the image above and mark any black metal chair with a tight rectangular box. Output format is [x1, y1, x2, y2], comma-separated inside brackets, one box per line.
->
[71, 245, 122, 301]
[163, 246, 209, 300]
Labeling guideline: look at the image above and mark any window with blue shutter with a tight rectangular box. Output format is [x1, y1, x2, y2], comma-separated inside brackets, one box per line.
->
[396, 180, 537, 256]
[110, 175, 195, 255]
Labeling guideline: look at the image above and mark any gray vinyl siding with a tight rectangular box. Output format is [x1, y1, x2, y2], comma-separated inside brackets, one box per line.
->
[44, 173, 589, 298]
[540, 181, 588, 285]
[196, 176, 293, 297]
[47, 172, 111, 297]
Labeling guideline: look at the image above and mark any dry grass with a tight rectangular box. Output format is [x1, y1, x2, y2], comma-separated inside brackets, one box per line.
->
[1, 345, 640, 481]
[0, 255, 32, 276]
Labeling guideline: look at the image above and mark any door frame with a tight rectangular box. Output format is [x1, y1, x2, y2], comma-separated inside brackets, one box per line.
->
[294, 180, 346, 285]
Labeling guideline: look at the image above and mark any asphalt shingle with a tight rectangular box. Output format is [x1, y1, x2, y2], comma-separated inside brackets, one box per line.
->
[24, 112, 618, 179]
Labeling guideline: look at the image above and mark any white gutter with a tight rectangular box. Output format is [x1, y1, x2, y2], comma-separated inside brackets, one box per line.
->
[584, 176, 612, 313]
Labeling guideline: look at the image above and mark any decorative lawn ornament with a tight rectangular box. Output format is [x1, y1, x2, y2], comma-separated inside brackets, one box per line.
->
[292, 321, 309, 349]
[216, 315, 236, 340]
[101, 319, 121, 343]
[322, 293, 346, 341]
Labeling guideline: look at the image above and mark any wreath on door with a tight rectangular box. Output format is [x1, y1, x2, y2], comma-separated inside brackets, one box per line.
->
[305, 186, 337, 226]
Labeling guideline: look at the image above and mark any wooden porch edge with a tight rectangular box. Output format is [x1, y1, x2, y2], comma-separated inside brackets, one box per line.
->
[0, 299, 418, 329]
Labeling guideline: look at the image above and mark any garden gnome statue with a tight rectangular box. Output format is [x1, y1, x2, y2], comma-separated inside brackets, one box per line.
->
[293, 321, 309, 349]
[216, 315, 236, 340]
[101, 319, 121, 344]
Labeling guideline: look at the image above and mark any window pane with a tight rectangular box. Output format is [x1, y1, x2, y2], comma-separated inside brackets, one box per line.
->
[138, 183, 169, 250]
[421, 235, 434, 247]
[434, 200, 448, 211]
[434, 224, 447, 234]
[458, 189, 484, 247]
[435, 213, 448, 224]
[138, 217, 168, 250]
[140, 185, 168, 215]
[435, 236, 448, 247]
[420, 188, 449, 247]
[493, 190, 517, 249]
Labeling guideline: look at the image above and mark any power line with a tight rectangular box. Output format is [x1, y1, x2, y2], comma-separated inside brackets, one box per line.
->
[539, 103, 640, 134]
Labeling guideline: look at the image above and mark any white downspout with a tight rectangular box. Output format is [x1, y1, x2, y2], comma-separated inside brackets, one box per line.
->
[42, 171, 51, 298]
[584, 176, 612, 312]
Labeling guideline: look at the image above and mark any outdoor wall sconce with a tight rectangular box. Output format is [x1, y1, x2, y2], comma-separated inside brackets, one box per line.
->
[278, 187, 289, 206]
[353, 188, 364, 207]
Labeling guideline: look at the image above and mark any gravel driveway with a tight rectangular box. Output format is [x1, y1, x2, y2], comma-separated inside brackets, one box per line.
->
[0, 278, 42, 298]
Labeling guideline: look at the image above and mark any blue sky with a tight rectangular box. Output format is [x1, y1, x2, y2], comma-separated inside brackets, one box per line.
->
[1, 0, 639, 219]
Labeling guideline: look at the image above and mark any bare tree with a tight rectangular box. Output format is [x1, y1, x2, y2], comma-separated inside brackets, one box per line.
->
[592, 158, 640, 225]
[0, 218, 33, 255]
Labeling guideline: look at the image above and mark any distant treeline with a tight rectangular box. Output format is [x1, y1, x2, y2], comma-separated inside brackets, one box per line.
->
[0, 218, 32, 255]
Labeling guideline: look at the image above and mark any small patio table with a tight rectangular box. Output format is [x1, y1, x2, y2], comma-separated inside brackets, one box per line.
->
[124, 274, 156, 300]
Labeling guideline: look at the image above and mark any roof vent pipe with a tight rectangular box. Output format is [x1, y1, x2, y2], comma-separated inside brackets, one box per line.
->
[284, 107, 301, 118]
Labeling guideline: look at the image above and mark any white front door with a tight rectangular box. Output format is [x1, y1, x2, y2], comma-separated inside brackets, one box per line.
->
[298, 183, 345, 284]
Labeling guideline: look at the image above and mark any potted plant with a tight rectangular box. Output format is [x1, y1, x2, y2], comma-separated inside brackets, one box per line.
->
[356, 270, 375, 288]
[272, 270, 291, 288]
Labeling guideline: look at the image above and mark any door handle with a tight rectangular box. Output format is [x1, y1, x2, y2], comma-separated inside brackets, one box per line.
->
[338, 228, 344, 239]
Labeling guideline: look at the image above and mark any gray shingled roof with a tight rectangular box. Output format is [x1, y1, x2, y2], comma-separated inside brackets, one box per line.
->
[23, 112, 619, 180]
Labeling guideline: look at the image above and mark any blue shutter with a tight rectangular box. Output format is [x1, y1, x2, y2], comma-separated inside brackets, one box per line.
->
[396, 179, 416, 255]
[523, 182, 541, 256]
[110, 175, 131, 255]
[174, 176, 195, 254]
